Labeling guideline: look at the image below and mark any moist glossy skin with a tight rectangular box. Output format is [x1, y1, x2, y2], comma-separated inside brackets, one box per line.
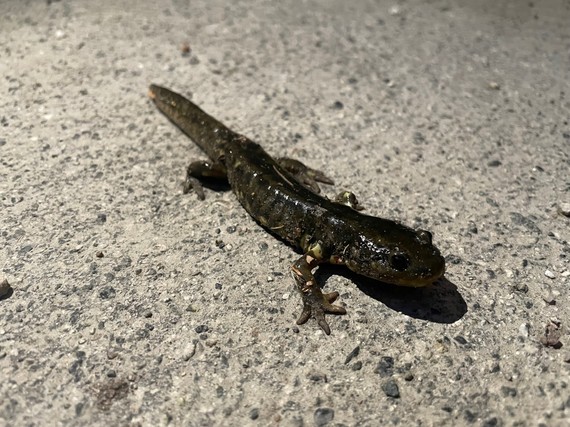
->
[226, 139, 445, 285]
[149, 84, 446, 334]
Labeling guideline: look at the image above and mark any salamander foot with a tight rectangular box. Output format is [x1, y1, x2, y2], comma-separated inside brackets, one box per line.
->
[277, 157, 334, 193]
[296, 288, 346, 335]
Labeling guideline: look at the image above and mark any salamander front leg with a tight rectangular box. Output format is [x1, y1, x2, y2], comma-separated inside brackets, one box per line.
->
[182, 160, 227, 200]
[291, 253, 346, 335]
[277, 158, 334, 194]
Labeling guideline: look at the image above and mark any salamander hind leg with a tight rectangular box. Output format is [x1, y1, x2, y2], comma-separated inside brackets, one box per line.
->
[183, 160, 228, 200]
[291, 252, 346, 335]
[277, 158, 334, 194]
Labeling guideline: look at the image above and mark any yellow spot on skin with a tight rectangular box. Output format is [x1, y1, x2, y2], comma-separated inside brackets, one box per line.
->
[308, 242, 323, 260]
[329, 255, 344, 265]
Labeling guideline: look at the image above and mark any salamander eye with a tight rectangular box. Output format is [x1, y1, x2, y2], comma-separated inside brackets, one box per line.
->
[417, 229, 432, 244]
[390, 253, 410, 271]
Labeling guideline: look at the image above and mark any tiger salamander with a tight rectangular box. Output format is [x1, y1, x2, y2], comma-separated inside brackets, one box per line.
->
[149, 85, 445, 335]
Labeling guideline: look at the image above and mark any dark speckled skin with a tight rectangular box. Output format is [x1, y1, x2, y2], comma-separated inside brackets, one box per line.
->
[149, 84, 445, 334]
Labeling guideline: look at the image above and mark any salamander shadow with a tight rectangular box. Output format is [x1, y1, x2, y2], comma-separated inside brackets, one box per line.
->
[318, 265, 466, 324]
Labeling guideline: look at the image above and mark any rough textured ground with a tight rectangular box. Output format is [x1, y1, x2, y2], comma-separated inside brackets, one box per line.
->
[1, 0, 569, 426]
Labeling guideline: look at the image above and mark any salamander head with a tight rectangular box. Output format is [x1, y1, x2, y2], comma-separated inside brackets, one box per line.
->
[344, 226, 445, 287]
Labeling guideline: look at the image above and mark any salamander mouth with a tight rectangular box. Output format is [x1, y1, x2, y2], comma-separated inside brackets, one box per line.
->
[390, 274, 441, 288]
[382, 256, 446, 287]
[346, 256, 446, 287]
[403, 260, 445, 287]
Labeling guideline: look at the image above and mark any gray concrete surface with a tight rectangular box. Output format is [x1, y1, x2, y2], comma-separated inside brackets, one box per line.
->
[1, 0, 569, 425]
